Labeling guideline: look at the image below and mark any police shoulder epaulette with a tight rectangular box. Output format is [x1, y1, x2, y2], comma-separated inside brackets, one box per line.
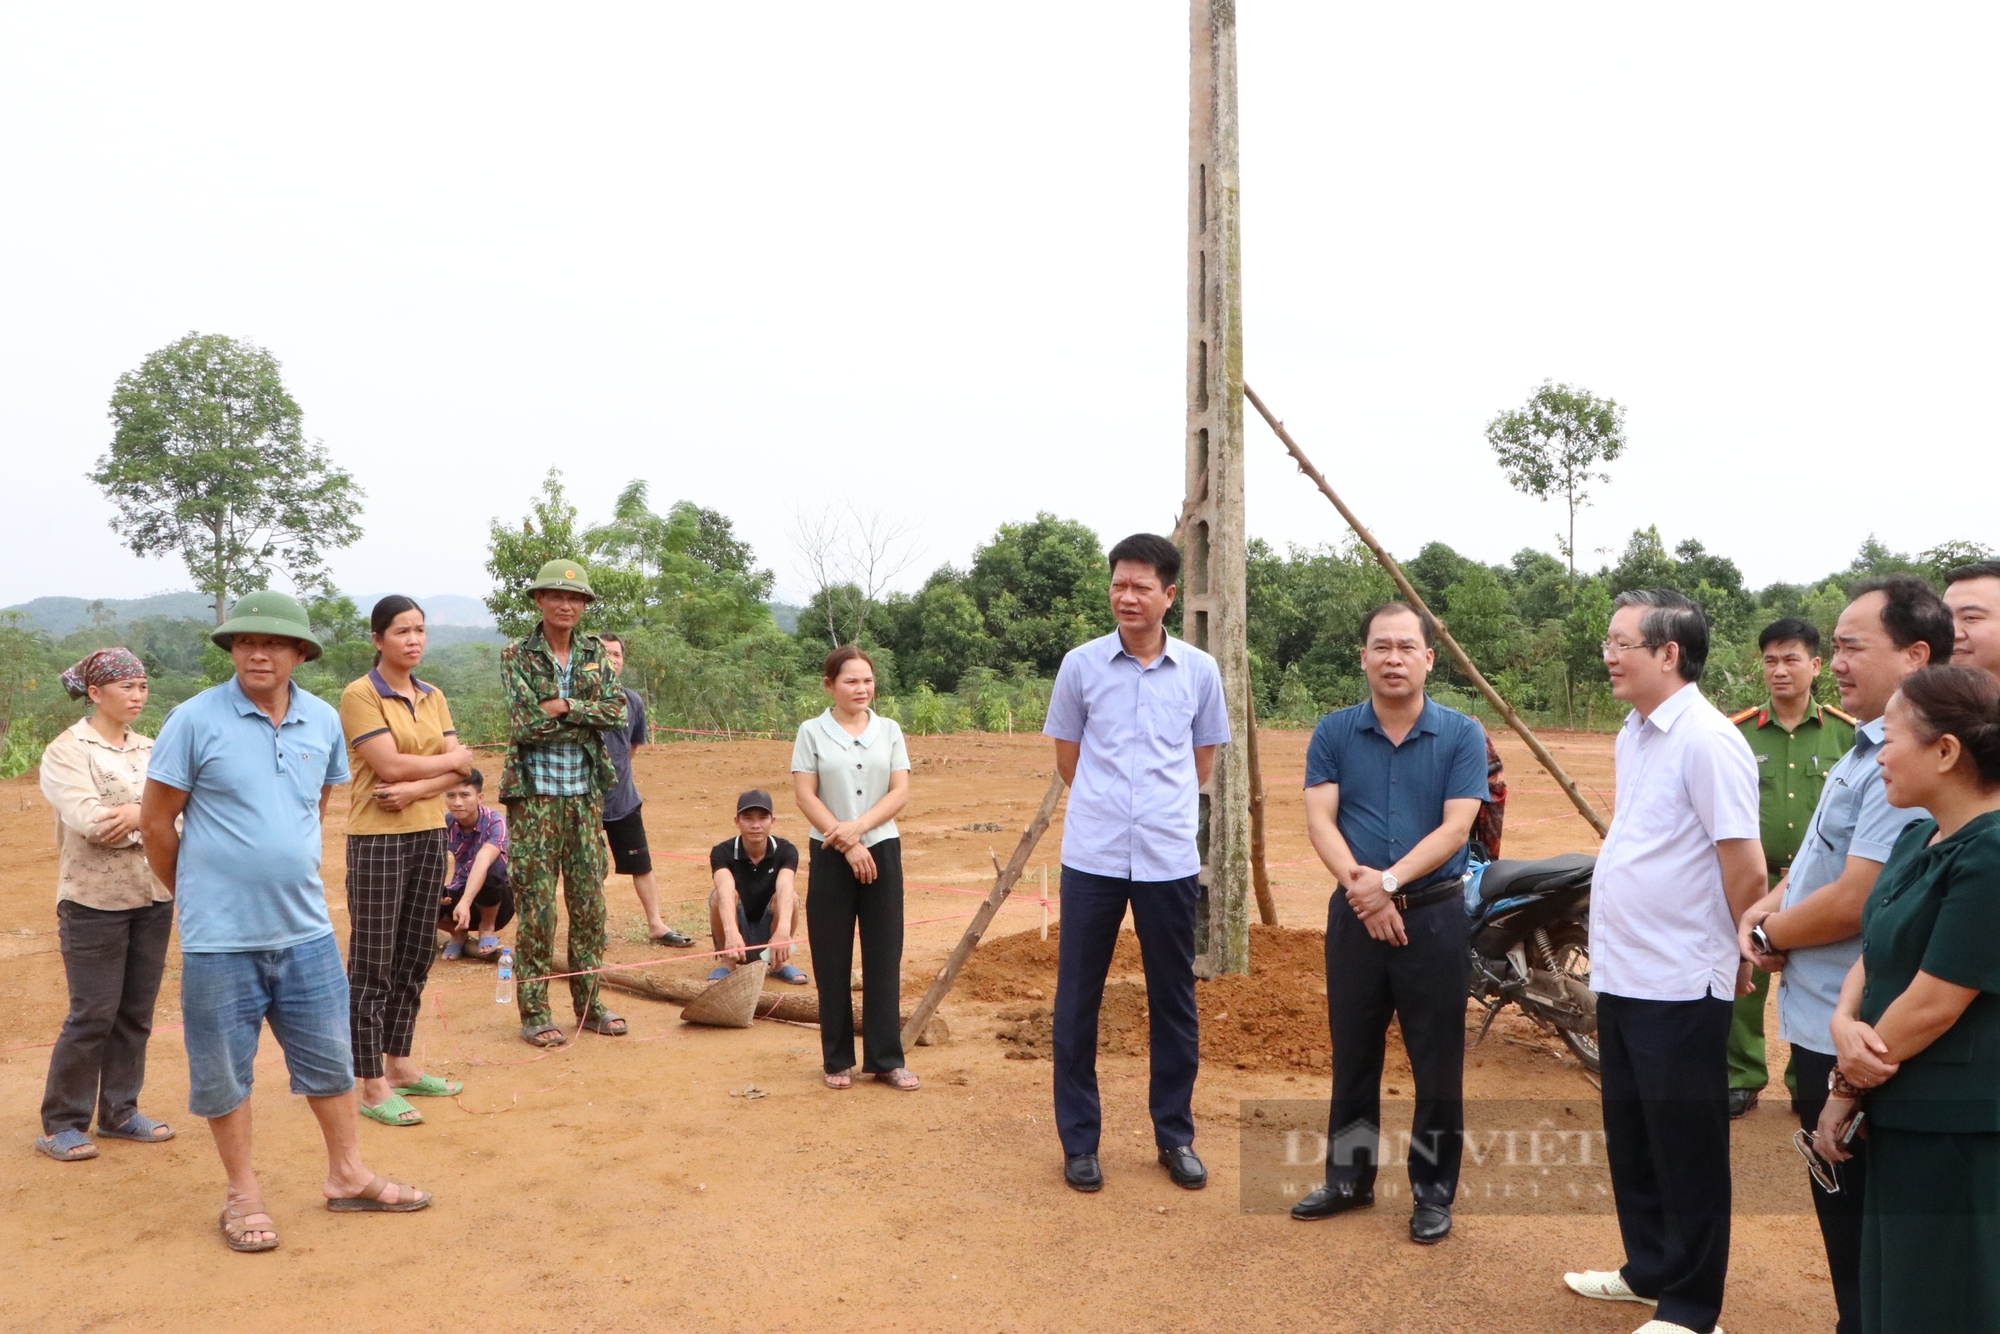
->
[1728, 706, 1761, 725]
[1823, 704, 1859, 726]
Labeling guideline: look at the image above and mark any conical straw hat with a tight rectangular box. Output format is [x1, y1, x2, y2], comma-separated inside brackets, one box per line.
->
[680, 959, 768, 1028]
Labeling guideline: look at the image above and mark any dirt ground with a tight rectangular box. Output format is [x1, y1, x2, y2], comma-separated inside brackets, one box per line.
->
[0, 727, 1834, 1333]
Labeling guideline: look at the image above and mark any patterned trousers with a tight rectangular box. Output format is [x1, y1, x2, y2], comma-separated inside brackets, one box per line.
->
[508, 794, 610, 1026]
[345, 829, 449, 1079]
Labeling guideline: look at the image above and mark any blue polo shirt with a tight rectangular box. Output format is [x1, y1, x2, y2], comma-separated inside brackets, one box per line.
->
[148, 676, 350, 953]
[1304, 696, 1490, 892]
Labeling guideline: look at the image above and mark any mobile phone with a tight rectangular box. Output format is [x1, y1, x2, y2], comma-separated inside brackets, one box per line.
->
[1749, 922, 1776, 956]
[1839, 1111, 1867, 1150]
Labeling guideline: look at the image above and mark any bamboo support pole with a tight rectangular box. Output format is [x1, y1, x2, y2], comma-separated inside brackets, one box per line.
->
[1245, 689, 1277, 924]
[1243, 383, 1610, 839]
[899, 771, 1067, 1051]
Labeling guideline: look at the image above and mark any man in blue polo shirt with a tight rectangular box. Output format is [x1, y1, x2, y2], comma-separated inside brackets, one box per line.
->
[1292, 601, 1489, 1244]
[142, 591, 431, 1253]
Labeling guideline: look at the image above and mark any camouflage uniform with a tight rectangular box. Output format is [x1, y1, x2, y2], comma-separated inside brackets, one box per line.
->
[500, 624, 627, 1027]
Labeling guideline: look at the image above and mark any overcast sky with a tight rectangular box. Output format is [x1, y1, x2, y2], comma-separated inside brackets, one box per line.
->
[2, 4, 1993, 613]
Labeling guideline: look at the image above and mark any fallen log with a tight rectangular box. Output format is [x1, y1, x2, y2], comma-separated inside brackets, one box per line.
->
[586, 965, 950, 1045]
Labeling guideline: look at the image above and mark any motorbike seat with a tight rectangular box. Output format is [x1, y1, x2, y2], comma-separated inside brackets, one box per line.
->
[1477, 852, 1596, 903]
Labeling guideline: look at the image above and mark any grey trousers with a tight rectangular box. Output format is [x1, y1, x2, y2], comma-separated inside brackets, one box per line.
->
[41, 898, 174, 1136]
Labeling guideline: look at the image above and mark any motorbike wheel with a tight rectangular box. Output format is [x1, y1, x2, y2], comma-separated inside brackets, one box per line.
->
[1544, 919, 1600, 1077]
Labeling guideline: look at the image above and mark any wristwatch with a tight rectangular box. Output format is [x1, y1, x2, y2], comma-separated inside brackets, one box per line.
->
[1381, 872, 1400, 902]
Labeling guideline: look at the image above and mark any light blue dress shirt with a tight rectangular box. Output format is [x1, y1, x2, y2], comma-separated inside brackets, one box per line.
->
[1043, 631, 1231, 882]
[1777, 715, 1927, 1053]
[147, 677, 349, 953]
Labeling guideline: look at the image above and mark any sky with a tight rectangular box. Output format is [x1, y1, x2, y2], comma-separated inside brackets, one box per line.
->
[2, 3, 1994, 613]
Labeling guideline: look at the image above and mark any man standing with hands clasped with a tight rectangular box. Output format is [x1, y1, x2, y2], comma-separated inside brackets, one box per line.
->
[1561, 590, 1765, 1334]
[1735, 577, 1951, 1334]
[1290, 602, 1490, 1245]
[1043, 533, 1229, 1195]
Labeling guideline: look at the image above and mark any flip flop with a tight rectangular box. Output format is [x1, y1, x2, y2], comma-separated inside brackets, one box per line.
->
[474, 935, 501, 958]
[33, 1129, 97, 1162]
[874, 1068, 921, 1091]
[326, 1174, 432, 1213]
[441, 940, 463, 960]
[98, 1113, 174, 1143]
[706, 966, 732, 981]
[577, 1011, 628, 1036]
[358, 1093, 424, 1127]
[391, 1074, 463, 1098]
[771, 964, 809, 985]
[651, 929, 694, 946]
[824, 1069, 853, 1090]
[220, 1201, 280, 1252]
[520, 1023, 564, 1048]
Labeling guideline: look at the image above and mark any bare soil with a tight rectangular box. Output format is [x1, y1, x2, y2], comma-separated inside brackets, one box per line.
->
[0, 728, 1834, 1332]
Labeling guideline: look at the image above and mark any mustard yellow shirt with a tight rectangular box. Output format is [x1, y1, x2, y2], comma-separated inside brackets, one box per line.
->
[339, 668, 455, 835]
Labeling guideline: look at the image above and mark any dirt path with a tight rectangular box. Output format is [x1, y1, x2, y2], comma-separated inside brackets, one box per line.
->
[0, 728, 1833, 1332]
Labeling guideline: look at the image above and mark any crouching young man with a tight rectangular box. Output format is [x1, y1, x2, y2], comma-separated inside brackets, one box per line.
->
[707, 789, 805, 984]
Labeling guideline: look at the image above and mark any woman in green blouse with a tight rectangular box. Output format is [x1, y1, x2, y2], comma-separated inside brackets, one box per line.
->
[1816, 665, 2000, 1333]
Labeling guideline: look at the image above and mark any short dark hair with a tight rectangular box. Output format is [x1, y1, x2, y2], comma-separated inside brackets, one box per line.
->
[1611, 588, 1710, 682]
[823, 644, 874, 682]
[1107, 533, 1181, 588]
[1897, 665, 2000, 787]
[1848, 574, 1954, 665]
[457, 767, 484, 792]
[1758, 617, 1821, 655]
[598, 631, 622, 647]
[1945, 560, 2000, 588]
[1359, 601, 1436, 647]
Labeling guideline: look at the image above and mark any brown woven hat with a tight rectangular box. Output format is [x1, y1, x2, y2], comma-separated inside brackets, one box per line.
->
[680, 959, 768, 1028]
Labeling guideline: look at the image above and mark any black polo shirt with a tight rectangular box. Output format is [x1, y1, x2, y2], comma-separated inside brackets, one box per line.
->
[709, 835, 798, 922]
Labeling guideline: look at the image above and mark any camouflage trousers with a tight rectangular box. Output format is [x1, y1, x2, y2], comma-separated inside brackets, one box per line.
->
[507, 794, 610, 1027]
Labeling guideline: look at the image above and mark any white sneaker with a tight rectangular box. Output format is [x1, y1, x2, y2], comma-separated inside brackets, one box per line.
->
[1630, 1322, 1723, 1334]
[1563, 1270, 1658, 1305]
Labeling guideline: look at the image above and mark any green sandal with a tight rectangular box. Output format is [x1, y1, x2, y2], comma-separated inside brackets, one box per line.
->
[358, 1093, 423, 1127]
[392, 1074, 463, 1098]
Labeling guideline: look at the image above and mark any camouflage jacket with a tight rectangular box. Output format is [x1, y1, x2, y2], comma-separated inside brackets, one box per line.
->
[498, 625, 628, 802]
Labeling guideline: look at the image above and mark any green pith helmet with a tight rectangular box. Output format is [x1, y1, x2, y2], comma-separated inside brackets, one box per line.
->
[211, 590, 324, 662]
[527, 558, 596, 601]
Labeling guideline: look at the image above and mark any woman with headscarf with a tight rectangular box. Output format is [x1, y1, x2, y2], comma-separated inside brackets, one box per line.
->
[34, 648, 175, 1162]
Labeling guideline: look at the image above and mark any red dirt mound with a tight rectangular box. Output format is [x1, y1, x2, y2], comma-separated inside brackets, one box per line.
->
[969, 923, 1332, 1072]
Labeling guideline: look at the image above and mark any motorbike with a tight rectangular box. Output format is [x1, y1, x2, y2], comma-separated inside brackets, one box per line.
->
[1463, 852, 1599, 1076]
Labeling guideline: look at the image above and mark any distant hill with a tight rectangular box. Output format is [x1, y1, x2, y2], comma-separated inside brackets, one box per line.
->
[768, 601, 801, 633]
[356, 593, 494, 627]
[3, 592, 214, 636]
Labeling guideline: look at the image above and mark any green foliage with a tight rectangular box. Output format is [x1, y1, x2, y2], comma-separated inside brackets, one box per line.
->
[90, 332, 363, 624]
[582, 480, 777, 647]
[963, 513, 1115, 674]
[1486, 380, 1627, 576]
[484, 469, 595, 640]
[1244, 537, 1394, 716]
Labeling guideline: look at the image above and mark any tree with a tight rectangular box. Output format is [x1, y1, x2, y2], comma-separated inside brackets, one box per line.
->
[963, 513, 1114, 674]
[582, 480, 777, 647]
[91, 333, 363, 624]
[1485, 380, 1628, 578]
[792, 502, 920, 647]
[485, 468, 591, 640]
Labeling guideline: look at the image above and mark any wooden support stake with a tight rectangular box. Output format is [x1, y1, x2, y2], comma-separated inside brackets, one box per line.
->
[1245, 689, 1277, 925]
[899, 771, 1066, 1051]
[1244, 382, 1611, 839]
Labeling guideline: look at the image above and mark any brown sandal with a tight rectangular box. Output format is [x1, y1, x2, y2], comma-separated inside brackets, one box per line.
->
[824, 1069, 853, 1090]
[875, 1068, 921, 1091]
[326, 1174, 432, 1213]
[220, 1202, 280, 1252]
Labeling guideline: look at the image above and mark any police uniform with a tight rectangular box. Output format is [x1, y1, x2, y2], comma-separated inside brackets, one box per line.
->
[1726, 699, 1856, 1096]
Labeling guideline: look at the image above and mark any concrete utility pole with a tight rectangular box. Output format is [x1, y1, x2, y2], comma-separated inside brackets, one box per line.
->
[1183, 0, 1250, 977]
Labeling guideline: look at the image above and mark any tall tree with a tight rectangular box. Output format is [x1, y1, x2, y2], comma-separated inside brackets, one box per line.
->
[582, 479, 776, 647]
[90, 333, 363, 624]
[1485, 380, 1627, 578]
[485, 468, 589, 639]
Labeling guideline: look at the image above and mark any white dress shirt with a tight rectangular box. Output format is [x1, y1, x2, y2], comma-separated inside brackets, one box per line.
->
[1592, 682, 1761, 1002]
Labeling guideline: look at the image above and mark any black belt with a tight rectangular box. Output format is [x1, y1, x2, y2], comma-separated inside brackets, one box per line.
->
[1387, 881, 1461, 911]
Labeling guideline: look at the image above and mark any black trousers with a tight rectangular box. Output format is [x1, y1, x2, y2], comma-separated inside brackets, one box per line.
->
[345, 829, 448, 1080]
[41, 899, 173, 1136]
[1598, 991, 1733, 1334]
[1051, 865, 1201, 1156]
[1323, 892, 1470, 1206]
[1792, 1045, 1865, 1334]
[806, 838, 904, 1075]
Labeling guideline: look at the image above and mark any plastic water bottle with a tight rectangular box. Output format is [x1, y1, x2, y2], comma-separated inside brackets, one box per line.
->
[495, 948, 514, 1005]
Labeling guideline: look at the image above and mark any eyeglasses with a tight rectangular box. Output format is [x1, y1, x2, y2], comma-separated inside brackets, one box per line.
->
[1792, 1129, 1842, 1194]
[1600, 639, 1664, 657]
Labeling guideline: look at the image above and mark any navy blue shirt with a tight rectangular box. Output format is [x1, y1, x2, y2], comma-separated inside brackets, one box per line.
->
[1303, 696, 1490, 892]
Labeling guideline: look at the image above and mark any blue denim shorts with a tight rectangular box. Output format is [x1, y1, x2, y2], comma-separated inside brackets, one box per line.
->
[180, 931, 355, 1117]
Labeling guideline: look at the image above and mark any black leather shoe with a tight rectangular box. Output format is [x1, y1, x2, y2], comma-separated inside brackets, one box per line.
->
[1409, 1202, 1452, 1244]
[1728, 1088, 1760, 1119]
[1064, 1153, 1103, 1193]
[1290, 1182, 1375, 1220]
[1159, 1145, 1207, 1190]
